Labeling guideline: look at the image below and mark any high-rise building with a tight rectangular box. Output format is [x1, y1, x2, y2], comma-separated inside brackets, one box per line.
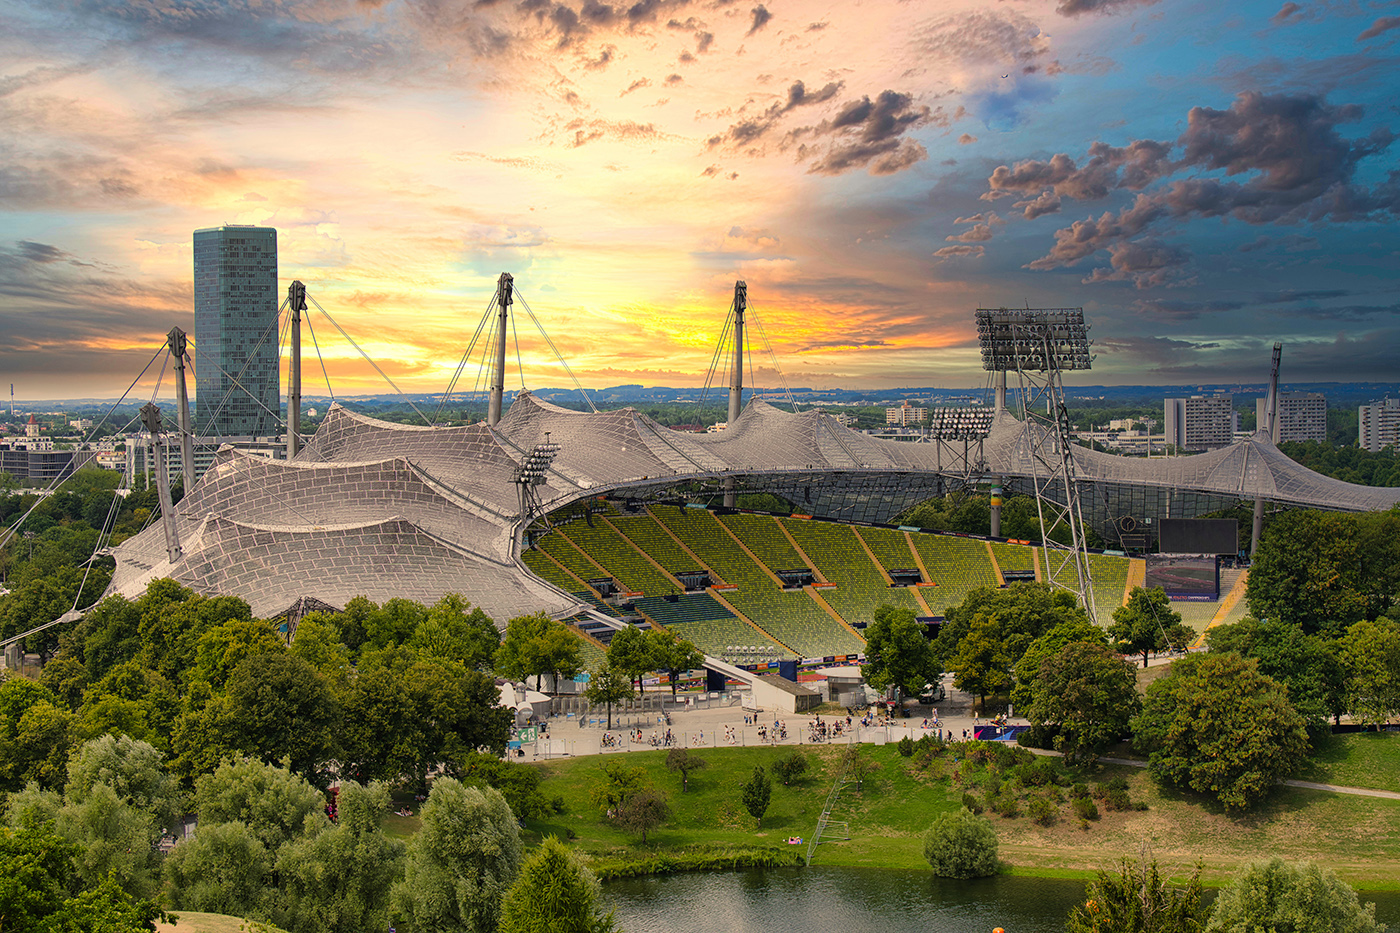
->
[1164, 395, 1236, 451]
[193, 226, 279, 437]
[1359, 398, 1400, 452]
[886, 402, 928, 426]
[1257, 392, 1327, 443]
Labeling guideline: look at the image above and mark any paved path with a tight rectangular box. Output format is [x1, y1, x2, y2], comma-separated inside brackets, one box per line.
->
[1097, 757, 1400, 800]
[530, 682, 1400, 803]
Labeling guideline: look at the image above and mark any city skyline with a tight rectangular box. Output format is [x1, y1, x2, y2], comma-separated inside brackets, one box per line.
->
[1, 0, 1397, 400]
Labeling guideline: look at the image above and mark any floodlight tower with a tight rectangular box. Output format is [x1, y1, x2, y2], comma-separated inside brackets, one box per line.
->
[515, 432, 560, 529]
[724, 280, 747, 507]
[975, 307, 1096, 620]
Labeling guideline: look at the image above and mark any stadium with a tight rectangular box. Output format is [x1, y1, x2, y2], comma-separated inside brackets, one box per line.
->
[104, 291, 1400, 677]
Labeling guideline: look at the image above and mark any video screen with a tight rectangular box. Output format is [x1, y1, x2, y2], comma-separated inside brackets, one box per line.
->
[1146, 553, 1219, 601]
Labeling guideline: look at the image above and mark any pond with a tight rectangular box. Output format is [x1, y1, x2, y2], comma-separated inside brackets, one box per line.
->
[606, 865, 1400, 933]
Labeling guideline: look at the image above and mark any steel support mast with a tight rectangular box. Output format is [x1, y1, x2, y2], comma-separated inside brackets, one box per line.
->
[488, 273, 513, 427]
[1251, 341, 1283, 556]
[140, 403, 182, 564]
[167, 327, 196, 494]
[724, 280, 747, 507]
[287, 281, 306, 458]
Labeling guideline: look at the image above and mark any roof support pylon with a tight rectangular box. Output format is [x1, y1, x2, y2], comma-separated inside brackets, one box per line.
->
[167, 327, 196, 494]
[1251, 341, 1283, 556]
[488, 273, 513, 427]
[287, 281, 306, 458]
[724, 281, 746, 507]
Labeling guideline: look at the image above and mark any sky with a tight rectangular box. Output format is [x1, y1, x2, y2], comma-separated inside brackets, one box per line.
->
[1, 0, 1397, 402]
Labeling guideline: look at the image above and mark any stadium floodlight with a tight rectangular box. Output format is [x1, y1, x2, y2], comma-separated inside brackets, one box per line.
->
[974, 307, 1096, 621]
[929, 407, 995, 441]
[975, 308, 1092, 373]
[515, 432, 561, 525]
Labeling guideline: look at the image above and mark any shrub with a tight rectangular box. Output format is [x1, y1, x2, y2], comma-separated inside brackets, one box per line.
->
[1106, 775, 1128, 792]
[771, 751, 809, 786]
[1070, 783, 1090, 800]
[1022, 757, 1059, 787]
[981, 774, 1002, 798]
[1027, 797, 1055, 826]
[997, 795, 1020, 819]
[961, 793, 984, 815]
[1072, 797, 1099, 821]
[923, 809, 1000, 878]
[897, 736, 915, 757]
[1104, 787, 1132, 812]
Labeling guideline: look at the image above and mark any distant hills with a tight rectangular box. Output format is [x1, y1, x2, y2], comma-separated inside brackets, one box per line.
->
[12, 382, 1400, 414]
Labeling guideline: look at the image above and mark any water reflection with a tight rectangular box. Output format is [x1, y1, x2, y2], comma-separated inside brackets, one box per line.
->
[607, 866, 1400, 933]
[607, 867, 1086, 933]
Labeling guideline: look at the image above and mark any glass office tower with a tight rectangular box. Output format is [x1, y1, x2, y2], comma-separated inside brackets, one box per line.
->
[193, 226, 279, 437]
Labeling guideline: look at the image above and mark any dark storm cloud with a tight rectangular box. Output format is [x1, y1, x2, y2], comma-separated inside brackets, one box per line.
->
[1093, 335, 1222, 368]
[0, 240, 190, 382]
[1054, 0, 1159, 16]
[985, 139, 1175, 201]
[799, 91, 937, 176]
[705, 79, 844, 148]
[74, 0, 414, 74]
[1132, 298, 1245, 320]
[1358, 17, 1400, 41]
[747, 5, 772, 36]
[986, 91, 1398, 280]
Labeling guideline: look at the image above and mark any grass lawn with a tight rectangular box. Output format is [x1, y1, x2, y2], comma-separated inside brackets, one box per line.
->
[529, 738, 1400, 887]
[1297, 731, 1400, 794]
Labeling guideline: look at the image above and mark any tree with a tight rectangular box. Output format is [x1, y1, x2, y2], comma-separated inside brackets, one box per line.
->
[194, 757, 329, 854]
[1247, 509, 1400, 637]
[1131, 653, 1309, 811]
[225, 651, 339, 781]
[498, 835, 617, 933]
[771, 750, 809, 786]
[584, 662, 634, 730]
[408, 594, 499, 670]
[948, 616, 1013, 712]
[495, 612, 582, 691]
[861, 605, 941, 697]
[922, 808, 999, 879]
[163, 819, 272, 917]
[665, 747, 706, 793]
[1064, 858, 1205, 933]
[647, 630, 703, 696]
[64, 735, 181, 848]
[42, 873, 168, 933]
[1111, 587, 1191, 668]
[1339, 617, 1400, 727]
[0, 818, 77, 933]
[1010, 616, 1106, 712]
[1207, 617, 1346, 731]
[0, 678, 68, 791]
[937, 583, 1088, 667]
[589, 759, 646, 816]
[604, 625, 656, 698]
[274, 780, 405, 933]
[57, 782, 162, 898]
[392, 779, 523, 933]
[1206, 858, 1382, 933]
[740, 766, 771, 829]
[611, 787, 670, 844]
[1025, 641, 1140, 765]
